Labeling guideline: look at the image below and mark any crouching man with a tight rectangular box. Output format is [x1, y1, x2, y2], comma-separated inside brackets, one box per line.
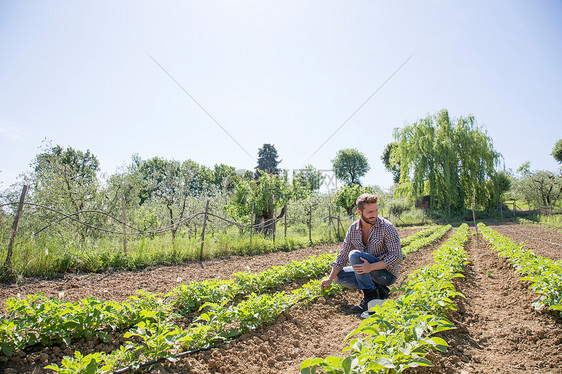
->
[321, 193, 403, 314]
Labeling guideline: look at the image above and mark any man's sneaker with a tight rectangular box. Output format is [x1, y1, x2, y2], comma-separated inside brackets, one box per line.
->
[360, 299, 385, 319]
[350, 289, 378, 313]
[350, 297, 369, 313]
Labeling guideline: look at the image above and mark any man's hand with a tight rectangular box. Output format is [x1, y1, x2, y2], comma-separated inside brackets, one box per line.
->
[320, 278, 332, 290]
[352, 257, 374, 274]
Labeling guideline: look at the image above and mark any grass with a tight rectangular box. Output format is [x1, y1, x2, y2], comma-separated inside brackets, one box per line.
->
[0, 220, 351, 281]
[518, 213, 562, 230]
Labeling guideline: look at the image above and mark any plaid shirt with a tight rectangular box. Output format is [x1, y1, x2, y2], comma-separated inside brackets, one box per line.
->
[332, 217, 403, 277]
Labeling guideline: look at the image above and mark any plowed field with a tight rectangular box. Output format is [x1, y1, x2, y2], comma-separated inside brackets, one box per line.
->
[1, 223, 561, 374]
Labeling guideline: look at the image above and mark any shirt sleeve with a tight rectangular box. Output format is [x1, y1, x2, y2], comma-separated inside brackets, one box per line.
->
[332, 225, 354, 269]
[381, 223, 403, 267]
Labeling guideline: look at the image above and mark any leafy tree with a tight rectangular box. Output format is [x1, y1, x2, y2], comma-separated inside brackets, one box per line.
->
[130, 156, 200, 240]
[212, 163, 237, 192]
[228, 171, 292, 236]
[514, 169, 562, 208]
[255, 144, 281, 177]
[334, 184, 375, 216]
[552, 139, 562, 164]
[391, 109, 502, 212]
[381, 142, 400, 184]
[517, 161, 531, 175]
[483, 171, 512, 211]
[292, 165, 324, 197]
[184, 160, 213, 197]
[332, 149, 370, 186]
[28, 144, 102, 241]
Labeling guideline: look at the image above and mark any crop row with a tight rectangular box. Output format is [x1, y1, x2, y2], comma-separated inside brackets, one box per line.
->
[401, 225, 452, 255]
[0, 253, 336, 358]
[1, 226, 443, 373]
[47, 279, 342, 373]
[301, 224, 470, 374]
[477, 223, 562, 313]
[399, 226, 441, 247]
[47, 225, 447, 373]
[0, 225, 444, 360]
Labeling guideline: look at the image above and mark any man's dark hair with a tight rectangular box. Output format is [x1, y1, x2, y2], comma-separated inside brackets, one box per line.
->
[356, 193, 379, 211]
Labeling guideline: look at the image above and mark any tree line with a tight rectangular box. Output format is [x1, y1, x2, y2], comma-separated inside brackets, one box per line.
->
[1, 142, 373, 242]
[2, 109, 561, 245]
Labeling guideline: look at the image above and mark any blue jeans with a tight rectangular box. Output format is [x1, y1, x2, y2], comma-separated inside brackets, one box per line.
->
[334, 250, 396, 291]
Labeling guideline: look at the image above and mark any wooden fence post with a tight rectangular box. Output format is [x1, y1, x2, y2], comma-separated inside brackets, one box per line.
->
[122, 193, 127, 256]
[199, 200, 210, 267]
[471, 196, 478, 246]
[3, 185, 28, 272]
[250, 202, 254, 237]
[284, 204, 287, 238]
[308, 206, 312, 244]
[513, 201, 516, 218]
[337, 207, 341, 238]
[500, 202, 503, 218]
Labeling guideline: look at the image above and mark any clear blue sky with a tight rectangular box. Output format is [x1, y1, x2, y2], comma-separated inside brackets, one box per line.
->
[1, 0, 561, 191]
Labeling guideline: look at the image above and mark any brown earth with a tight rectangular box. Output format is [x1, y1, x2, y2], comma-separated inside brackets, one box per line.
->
[411, 225, 562, 374]
[0, 227, 424, 374]
[485, 221, 562, 260]
[2, 224, 561, 374]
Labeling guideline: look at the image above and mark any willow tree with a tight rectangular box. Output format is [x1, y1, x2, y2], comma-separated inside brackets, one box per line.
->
[391, 109, 502, 212]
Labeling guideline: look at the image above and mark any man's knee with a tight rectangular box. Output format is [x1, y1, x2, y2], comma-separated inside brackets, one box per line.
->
[348, 250, 363, 265]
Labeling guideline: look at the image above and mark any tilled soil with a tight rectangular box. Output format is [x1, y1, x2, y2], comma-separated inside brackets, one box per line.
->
[0, 227, 426, 374]
[3, 223, 561, 374]
[485, 221, 562, 260]
[172, 228, 451, 374]
[411, 226, 562, 374]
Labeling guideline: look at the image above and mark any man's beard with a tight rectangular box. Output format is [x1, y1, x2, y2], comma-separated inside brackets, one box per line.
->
[360, 212, 377, 225]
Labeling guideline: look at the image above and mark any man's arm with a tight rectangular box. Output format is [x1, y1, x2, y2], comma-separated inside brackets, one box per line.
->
[381, 223, 403, 267]
[320, 267, 341, 290]
[321, 224, 355, 290]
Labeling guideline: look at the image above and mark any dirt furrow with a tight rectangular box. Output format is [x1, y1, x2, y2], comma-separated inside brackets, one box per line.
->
[486, 222, 562, 261]
[0, 227, 428, 374]
[413, 230, 562, 374]
[156, 229, 454, 373]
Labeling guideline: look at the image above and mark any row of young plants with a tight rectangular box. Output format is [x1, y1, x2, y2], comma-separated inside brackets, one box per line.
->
[401, 225, 452, 255]
[0, 253, 336, 359]
[45, 225, 447, 373]
[477, 223, 562, 313]
[46, 279, 343, 373]
[301, 224, 470, 374]
[399, 226, 440, 247]
[0, 226, 442, 372]
[0, 225, 445, 360]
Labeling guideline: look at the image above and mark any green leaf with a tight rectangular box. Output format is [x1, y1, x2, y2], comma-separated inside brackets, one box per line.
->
[342, 356, 358, 373]
[1, 345, 14, 357]
[374, 357, 395, 369]
[405, 357, 434, 368]
[300, 358, 325, 370]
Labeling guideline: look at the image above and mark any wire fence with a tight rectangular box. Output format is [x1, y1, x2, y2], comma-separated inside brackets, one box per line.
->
[1, 185, 347, 272]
